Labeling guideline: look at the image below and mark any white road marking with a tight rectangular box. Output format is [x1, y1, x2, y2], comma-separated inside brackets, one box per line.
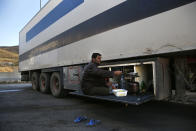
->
[0, 89, 23, 93]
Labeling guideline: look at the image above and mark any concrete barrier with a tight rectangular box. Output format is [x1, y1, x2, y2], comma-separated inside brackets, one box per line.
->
[0, 72, 21, 82]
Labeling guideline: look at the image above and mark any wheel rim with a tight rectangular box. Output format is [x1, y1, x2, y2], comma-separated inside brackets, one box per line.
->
[53, 77, 59, 93]
[41, 77, 46, 89]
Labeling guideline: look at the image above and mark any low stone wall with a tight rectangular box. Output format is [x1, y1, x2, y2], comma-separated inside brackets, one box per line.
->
[0, 72, 21, 82]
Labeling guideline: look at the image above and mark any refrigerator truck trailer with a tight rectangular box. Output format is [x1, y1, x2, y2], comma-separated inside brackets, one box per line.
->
[19, 0, 196, 105]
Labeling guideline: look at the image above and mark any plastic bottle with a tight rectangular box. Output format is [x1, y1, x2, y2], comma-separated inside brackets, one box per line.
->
[140, 81, 146, 93]
[120, 74, 125, 89]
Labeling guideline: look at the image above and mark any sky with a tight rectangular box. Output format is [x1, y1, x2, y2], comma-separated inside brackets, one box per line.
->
[0, 0, 49, 47]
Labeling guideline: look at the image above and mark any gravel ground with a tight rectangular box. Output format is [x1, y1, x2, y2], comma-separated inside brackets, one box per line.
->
[0, 83, 196, 131]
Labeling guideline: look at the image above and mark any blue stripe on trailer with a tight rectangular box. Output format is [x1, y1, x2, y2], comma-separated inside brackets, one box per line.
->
[26, 0, 84, 42]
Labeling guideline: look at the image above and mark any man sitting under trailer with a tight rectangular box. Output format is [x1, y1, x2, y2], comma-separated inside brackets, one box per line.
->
[81, 53, 122, 96]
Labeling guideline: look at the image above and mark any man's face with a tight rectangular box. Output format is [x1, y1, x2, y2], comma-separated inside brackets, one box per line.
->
[93, 55, 101, 64]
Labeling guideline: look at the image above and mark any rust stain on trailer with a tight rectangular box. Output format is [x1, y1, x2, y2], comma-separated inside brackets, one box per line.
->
[144, 43, 184, 55]
[144, 48, 154, 55]
[159, 43, 183, 51]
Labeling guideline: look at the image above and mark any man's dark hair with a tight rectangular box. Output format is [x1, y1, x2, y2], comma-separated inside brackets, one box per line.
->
[91, 53, 101, 59]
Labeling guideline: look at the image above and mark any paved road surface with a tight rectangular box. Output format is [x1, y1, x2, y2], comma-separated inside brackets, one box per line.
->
[0, 83, 196, 131]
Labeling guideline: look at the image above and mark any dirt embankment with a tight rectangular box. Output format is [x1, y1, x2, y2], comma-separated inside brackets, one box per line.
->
[0, 46, 19, 72]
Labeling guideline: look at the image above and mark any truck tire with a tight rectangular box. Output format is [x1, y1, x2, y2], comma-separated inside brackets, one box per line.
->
[31, 72, 40, 91]
[50, 72, 67, 98]
[39, 73, 50, 93]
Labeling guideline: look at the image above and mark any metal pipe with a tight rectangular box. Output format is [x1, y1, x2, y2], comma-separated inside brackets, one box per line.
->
[40, 0, 42, 9]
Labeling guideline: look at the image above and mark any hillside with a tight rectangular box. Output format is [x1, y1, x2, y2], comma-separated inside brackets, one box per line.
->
[0, 46, 19, 54]
[0, 46, 19, 72]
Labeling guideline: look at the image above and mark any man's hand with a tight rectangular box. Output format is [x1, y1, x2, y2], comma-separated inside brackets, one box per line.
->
[114, 71, 122, 76]
[106, 82, 117, 89]
[112, 86, 117, 89]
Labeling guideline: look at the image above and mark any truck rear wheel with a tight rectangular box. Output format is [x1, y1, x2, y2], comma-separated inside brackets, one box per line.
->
[50, 72, 67, 98]
[31, 72, 40, 91]
[39, 73, 50, 93]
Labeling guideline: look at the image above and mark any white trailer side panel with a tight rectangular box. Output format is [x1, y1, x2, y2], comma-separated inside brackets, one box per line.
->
[19, 0, 196, 71]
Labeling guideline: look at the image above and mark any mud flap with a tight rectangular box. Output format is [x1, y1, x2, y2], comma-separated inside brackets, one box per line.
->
[155, 58, 171, 100]
[63, 66, 83, 90]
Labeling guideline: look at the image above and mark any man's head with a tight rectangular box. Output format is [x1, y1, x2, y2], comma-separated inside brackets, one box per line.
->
[91, 53, 102, 64]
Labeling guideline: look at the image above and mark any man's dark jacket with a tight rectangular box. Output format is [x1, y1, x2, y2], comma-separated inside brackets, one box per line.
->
[81, 62, 114, 91]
